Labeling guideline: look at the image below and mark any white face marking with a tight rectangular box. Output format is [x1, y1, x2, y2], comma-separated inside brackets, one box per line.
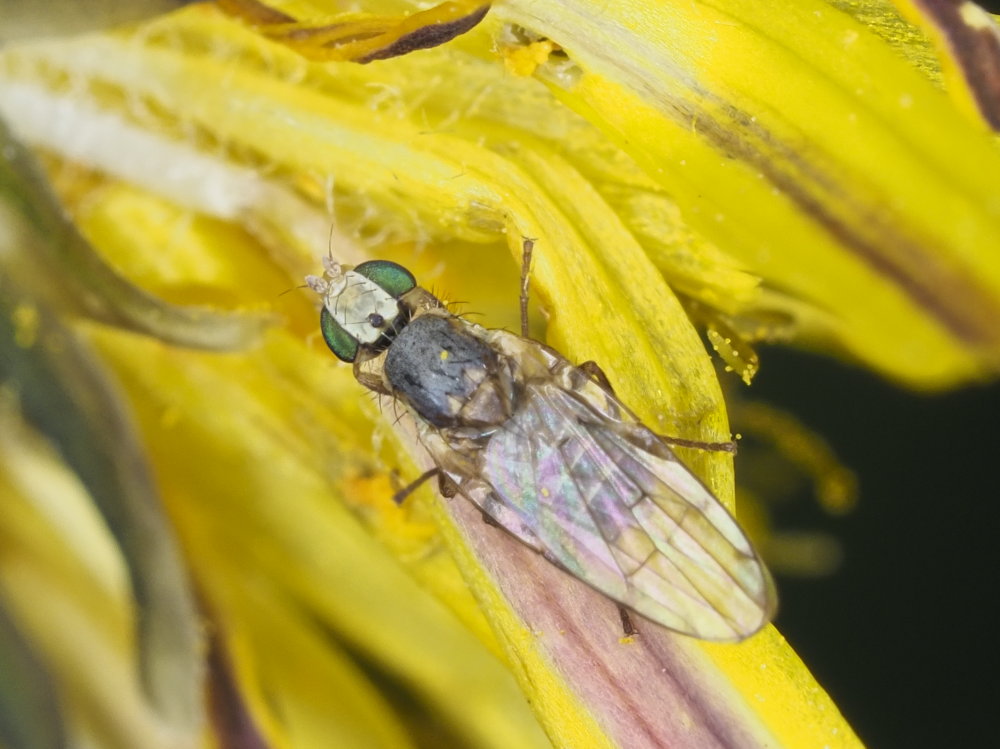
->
[308, 262, 400, 346]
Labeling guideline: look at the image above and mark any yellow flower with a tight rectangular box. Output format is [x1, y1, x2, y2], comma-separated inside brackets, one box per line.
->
[3, 1, 998, 746]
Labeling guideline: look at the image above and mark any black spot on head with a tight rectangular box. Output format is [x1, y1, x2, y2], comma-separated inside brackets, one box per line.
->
[368, 312, 385, 328]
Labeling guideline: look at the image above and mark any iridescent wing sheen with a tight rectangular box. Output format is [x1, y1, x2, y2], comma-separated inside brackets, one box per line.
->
[475, 378, 775, 642]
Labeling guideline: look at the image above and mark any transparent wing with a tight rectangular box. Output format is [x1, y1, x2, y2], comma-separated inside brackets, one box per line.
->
[480, 380, 775, 641]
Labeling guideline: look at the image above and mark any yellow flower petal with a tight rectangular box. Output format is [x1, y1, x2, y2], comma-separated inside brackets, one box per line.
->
[894, 0, 1000, 129]
[218, 0, 491, 63]
[14, 2, 986, 746]
[493, 0, 1000, 387]
[85, 291, 550, 748]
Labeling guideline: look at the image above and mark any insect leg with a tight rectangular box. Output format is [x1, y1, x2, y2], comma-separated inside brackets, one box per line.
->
[659, 434, 738, 454]
[437, 472, 459, 498]
[618, 606, 639, 638]
[541, 546, 640, 636]
[354, 360, 393, 395]
[392, 467, 442, 505]
[519, 237, 535, 338]
[580, 360, 737, 454]
[578, 359, 614, 390]
[480, 511, 502, 528]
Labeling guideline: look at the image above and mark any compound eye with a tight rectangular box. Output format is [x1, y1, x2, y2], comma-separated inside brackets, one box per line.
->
[320, 306, 359, 362]
[353, 260, 416, 298]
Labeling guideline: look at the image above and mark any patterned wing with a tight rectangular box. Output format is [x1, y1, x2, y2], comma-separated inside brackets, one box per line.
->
[480, 380, 775, 641]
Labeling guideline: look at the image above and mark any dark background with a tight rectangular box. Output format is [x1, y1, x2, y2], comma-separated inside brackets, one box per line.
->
[751, 345, 1000, 748]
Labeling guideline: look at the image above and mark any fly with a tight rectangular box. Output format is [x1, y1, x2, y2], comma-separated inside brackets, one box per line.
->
[306, 250, 776, 641]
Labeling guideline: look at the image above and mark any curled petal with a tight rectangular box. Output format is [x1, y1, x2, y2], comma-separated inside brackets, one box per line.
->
[896, 0, 1000, 130]
[0, 284, 203, 741]
[1, 119, 271, 351]
[218, 0, 491, 63]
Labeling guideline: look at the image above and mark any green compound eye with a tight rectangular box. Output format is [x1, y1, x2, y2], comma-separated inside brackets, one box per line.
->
[353, 260, 416, 298]
[320, 306, 359, 362]
[318, 260, 417, 362]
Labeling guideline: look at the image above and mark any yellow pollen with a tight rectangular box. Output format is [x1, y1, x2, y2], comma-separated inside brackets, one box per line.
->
[440, 349, 449, 360]
[541, 487, 550, 497]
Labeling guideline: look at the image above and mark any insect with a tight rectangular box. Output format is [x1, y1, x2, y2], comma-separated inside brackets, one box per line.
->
[306, 248, 776, 641]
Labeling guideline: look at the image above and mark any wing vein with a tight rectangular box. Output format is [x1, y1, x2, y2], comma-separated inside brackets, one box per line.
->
[606, 427, 762, 602]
